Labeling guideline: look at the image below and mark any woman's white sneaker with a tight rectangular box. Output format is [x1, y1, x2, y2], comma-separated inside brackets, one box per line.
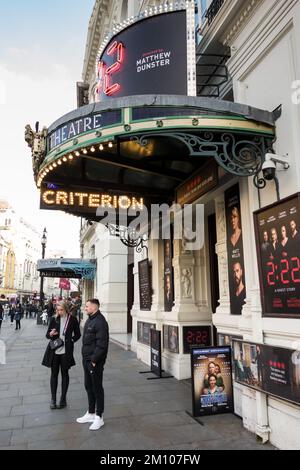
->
[76, 411, 95, 423]
[89, 415, 104, 431]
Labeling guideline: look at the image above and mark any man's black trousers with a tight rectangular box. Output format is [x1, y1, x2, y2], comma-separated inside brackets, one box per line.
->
[83, 359, 104, 417]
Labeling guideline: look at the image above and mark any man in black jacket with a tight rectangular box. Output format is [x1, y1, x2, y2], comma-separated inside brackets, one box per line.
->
[76, 299, 109, 431]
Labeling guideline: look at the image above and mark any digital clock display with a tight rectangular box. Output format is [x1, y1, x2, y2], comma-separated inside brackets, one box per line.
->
[95, 11, 187, 102]
[183, 326, 212, 354]
[254, 193, 300, 317]
[266, 258, 300, 286]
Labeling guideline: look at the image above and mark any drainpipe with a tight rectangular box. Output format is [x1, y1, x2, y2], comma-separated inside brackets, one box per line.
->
[245, 178, 271, 444]
[251, 276, 271, 444]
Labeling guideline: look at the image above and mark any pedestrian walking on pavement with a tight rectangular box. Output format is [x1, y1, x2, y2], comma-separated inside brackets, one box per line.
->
[42, 300, 81, 410]
[41, 309, 48, 325]
[76, 299, 109, 431]
[15, 303, 23, 330]
[3, 304, 9, 322]
[9, 304, 15, 325]
[24, 302, 29, 319]
[47, 299, 55, 320]
[0, 303, 3, 332]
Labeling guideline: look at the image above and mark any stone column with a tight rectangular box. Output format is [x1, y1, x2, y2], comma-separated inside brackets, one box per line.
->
[214, 195, 231, 316]
[98, 228, 128, 334]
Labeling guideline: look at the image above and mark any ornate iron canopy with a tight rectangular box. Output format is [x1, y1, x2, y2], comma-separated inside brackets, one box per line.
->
[25, 95, 276, 220]
[130, 129, 273, 185]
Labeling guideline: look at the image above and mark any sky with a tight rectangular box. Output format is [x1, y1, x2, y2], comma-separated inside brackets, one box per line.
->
[0, 0, 95, 257]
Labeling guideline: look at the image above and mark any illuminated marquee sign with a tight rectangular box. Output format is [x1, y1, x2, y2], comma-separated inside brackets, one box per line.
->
[41, 189, 144, 210]
[40, 185, 144, 215]
[95, 11, 187, 102]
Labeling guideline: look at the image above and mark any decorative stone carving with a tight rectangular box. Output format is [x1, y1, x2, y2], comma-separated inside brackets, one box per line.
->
[173, 266, 180, 301]
[25, 122, 47, 181]
[181, 267, 192, 298]
[218, 254, 229, 298]
[216, 200, 226, 240]
[222, 0, 262, 46]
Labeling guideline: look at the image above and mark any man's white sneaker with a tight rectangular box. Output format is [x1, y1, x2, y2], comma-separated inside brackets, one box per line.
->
[76, 411, 95, 424]
[89, 415, 104, 431]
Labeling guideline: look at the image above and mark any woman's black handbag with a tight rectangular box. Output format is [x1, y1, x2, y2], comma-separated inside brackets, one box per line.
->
[49, 337, 64, 351]
[48, 315, 71, 351]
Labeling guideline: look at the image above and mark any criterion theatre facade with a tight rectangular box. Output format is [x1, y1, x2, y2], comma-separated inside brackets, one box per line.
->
[27, 0, 300, 449]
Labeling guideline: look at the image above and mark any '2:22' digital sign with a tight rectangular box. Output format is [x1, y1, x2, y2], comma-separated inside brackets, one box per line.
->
[96, 41, 124, 96]
[95, 11, 188, 102]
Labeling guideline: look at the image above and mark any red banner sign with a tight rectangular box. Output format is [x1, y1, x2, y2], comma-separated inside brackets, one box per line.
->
[59, 278, 71, 290]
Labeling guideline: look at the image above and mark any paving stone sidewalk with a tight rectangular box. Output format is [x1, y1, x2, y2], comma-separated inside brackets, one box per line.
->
[0, 319, 276, 450]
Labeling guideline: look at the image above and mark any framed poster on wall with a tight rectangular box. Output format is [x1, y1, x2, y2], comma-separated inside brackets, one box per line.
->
[225, 184, 246, 315]
[254, 193, 300, 318]
[233, 339, 300, 406]
[163, 325, 179, 353]
[138, 259, 152, 311]
[164, 238, 174, 312]
[217, 333, 243, 347]
[137, 322, 156, 345]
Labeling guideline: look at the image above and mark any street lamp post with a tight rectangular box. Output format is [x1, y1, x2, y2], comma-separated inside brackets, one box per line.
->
[37, 227, 47, 325]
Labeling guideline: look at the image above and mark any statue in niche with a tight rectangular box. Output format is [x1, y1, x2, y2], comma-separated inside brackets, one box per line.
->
[181, 268, 192, 298]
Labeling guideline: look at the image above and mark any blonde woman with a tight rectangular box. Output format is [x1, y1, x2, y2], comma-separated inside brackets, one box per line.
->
[42, 301, 81, 410]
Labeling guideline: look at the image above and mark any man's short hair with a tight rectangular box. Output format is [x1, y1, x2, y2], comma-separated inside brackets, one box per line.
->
[87, 298, 100, 308]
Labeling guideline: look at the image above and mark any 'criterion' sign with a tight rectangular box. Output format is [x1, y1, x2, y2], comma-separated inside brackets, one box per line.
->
[40, 184, 144, 215]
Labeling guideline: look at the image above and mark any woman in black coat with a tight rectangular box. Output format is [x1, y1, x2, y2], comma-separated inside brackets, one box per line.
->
[42, 301, 81, 409]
